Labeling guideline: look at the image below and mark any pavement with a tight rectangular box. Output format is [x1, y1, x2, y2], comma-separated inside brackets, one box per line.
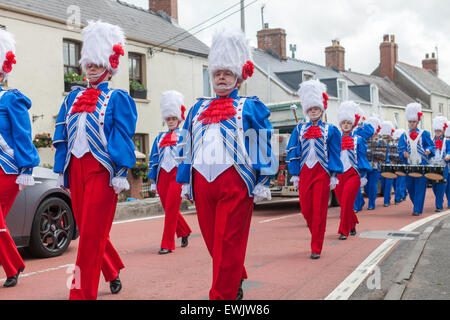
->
[1, 189, 449, 300]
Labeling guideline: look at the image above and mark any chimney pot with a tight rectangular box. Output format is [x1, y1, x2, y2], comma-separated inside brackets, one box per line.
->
[432, 52, 436, 59]
[383, 34, 389, 42]
[149, 0, 178, 21]
[426, 53, 430, 59]
[390, 35, 395, 43]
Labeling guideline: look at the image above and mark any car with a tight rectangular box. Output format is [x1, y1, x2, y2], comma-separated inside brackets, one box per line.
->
[7, 167, 78, 258]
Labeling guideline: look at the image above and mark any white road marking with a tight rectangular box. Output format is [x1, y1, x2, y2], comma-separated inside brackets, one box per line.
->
[0, 264, 75, 283]
[325, 210, 450, 300]
[259, 213, 301, 224]
[112, 210, 197, 225]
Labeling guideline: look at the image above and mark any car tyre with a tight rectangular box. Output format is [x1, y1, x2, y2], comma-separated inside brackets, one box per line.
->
[27, 197, 74, 258]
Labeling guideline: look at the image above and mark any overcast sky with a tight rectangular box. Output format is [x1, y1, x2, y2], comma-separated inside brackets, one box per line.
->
[126, 0, 450, 84]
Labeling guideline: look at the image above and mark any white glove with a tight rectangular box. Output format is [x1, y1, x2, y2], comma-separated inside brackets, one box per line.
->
[112, 177, 130, 195]
[16, 174, 35, 191]
[290, 176, 299, 189]
[150, 183, 157, 192]
[330, 176, 339, 191]
[57, 174, 65, 188]
[181, 184, 190, 200]
[253, 183, 272, 203]
[360, 177, 368, 188]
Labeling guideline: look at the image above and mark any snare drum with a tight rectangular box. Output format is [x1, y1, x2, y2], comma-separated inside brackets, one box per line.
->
[380, 164, 397, 179]
[393, 164, 407, 177]
[408, 165, 425, 178]
[424, 165, 445, 181]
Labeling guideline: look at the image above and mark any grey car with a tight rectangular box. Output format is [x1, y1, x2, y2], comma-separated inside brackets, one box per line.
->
[7, 167, 78, 258]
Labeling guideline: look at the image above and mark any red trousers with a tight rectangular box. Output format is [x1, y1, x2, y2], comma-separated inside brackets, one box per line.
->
[335, 168, 360, 237]
[68, 153, 124, 300]
[193, 167, 253, 300]
[299, 163, 330, 255]
[157, 168, 191, 250]
[0, 168, 25, 278]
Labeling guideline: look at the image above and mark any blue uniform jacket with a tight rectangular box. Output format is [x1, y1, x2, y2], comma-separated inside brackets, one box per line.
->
[0, 85, 40, 175]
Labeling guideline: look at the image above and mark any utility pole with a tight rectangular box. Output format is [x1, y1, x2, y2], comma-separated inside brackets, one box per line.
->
[261, 3, 265, 29]
[241, 0, 245, 34]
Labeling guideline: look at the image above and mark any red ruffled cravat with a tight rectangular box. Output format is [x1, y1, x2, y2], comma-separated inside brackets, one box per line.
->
[303, 126, 323, 139]
[159, 131, 178, 148]
[197, 98, 237, 125]
[410, 131, 418, 141]
[341, 136, 355, 150]
[70, 88, 102, 114]
[435, 139, 443, 150]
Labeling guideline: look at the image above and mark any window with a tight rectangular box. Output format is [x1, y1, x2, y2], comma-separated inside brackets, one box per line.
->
[371, 85, 379, 106]
[302, 71, 315, 82]
[337, 79, 348, 101]
[63, 39, 81, 75]
[129, 53, 143, 84]
[203, 66, 212, 97]
[133, 133, 148, 155]
[439, 103, 444, 115]
[394, 112, 400, 129]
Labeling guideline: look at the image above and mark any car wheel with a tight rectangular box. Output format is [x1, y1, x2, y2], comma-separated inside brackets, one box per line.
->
[28, 197, 74, 258]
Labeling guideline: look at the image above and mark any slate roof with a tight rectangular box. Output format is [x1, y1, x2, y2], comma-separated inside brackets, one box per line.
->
[0, 0, 209, 56]
[396, 62, 450, 98]
[343, 71, 415, 106]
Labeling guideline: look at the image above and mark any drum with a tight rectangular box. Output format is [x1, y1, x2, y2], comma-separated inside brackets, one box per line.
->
[424, 165, 445, 181]
[408, 165, 425, 178]
[380, 164, 397, 179]
[393, 164, 407, 177]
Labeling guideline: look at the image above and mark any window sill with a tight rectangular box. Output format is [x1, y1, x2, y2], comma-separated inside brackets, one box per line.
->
[134, 98, 151, 104]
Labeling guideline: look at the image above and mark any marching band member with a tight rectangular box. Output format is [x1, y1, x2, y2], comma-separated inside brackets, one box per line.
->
[445, 122, 450, 208]
[148, 91, 191, 254]
[379, 121, 396, 207]
[431, 116, 449, 212]
[353, 110, 375, 213]
[393, 129, 407, 204]
[335, 101, 371, 240]
[53, 21, 137, 299]
[287, 80, 343, 259]
[364, 117, 382, 211]
[398, 103, 435, 216]
[176, 29, 277, 300]
[0, 29, 40, 287]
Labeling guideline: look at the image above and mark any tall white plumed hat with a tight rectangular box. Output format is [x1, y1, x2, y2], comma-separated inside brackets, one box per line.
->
[79, 20, 126, 76]
[160, 90, 186, 122]
[338, 101, 362, 127]
[405, 103, 423, 122]
[208, 28, 254, 81]
[393, 128, 406, 140]
[380, 121, 394, 136]
[432, 116, 448, 132]
[0, 29, 16, 81]
[367, 116, 381, 134]
[298, 79, 329, 115]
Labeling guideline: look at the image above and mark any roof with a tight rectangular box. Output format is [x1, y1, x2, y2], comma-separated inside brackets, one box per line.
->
[0, 0, 210, 56]
[395, 62, 450, 98]
[252, 48, 361, 101]
[342, 71, 415, 106]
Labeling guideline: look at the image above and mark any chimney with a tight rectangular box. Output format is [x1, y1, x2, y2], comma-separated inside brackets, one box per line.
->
[149, 0, 178, 21]
[422, 52, 438, 76]
[379, 34, 398, 82]
[257, 27, 287, 60]
[325, 39, 345, 72]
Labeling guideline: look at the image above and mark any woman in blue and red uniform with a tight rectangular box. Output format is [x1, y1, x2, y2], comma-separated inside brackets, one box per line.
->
[334, 101, 370, 240]
[148, 91, 191, 254]
[176, 29, 278, 300]
[0, 29, 40, 288]
[53, 21, 137, 300]
[431, 116, 450, 212]
[286, 80, 343, 259]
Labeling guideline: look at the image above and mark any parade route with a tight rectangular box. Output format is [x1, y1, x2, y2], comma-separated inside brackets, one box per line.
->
[0, 190, 444, 300]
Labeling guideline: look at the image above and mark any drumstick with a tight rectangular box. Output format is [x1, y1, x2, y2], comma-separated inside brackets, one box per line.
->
[290, 104, 299, 124]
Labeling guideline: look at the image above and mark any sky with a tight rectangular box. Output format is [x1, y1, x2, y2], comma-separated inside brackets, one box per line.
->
[125, 0, 450, 84]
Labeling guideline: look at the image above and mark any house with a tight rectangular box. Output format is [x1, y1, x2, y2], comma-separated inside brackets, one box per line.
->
[246, 26, 416, 133]
[0, 0, 210, 162]
[372, 34, 450, 129]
